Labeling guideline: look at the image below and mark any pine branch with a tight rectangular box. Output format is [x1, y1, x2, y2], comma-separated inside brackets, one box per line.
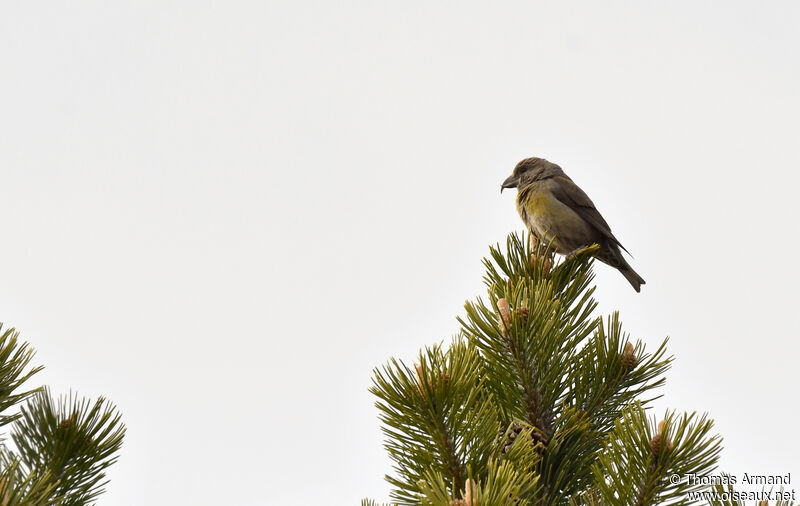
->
[592, 403, 722, 505]
[419, 457, 540, 506]
[566, 314, 672, 433]
[10, 388, 126, 506]
[0, 459, 59, 506]
[0, 325, 44, 429]
[460, 233, 665, 504]
[459, 234, 599, 440]
[416, 427, 541, 505]
[368, 231, 721, 506]
[371, 339, 500, 504]
[530, 314, 672, 504]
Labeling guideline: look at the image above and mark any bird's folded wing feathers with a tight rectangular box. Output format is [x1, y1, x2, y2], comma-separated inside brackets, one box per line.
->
[549, 176, 629, 254]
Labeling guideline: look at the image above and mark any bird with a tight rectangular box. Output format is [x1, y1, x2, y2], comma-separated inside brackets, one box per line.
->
[501, 157, 645, 292]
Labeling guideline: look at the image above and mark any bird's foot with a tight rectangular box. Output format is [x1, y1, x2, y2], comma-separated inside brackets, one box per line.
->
[565, 244, 600, 261]
[564, 248, 583, 260]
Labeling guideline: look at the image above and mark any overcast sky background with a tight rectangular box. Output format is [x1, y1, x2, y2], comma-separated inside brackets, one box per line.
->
[1, 2, 798, 504]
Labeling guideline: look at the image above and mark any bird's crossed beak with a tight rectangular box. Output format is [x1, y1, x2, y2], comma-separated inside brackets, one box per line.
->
[500, 175, 519, 193]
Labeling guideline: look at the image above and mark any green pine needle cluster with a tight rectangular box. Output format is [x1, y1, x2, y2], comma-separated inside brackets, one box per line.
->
[365, 232, 726, 505]
[0, 325, 125, 505]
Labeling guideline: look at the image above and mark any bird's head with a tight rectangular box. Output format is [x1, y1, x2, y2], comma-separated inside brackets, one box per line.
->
[501, 157, 563, 193]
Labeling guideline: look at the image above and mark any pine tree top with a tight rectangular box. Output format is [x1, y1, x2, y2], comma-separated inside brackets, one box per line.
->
[364, 232, 738, 506]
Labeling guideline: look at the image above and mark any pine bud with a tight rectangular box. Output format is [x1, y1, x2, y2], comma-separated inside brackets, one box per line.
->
[0, 478, 8, 506]
[497, 298, 512, 335]
[515, 306, 530, 321]
[650, 432, 662, 456]
[530, 426, 548, 450]
[650, 419, 673, 456]
[414, 364, 450, 394]
[59, 416, 73, 429]
[57, 415, 75, 436]
[501, 422, 527, 455]
[414, 364, 426, 394]
[621, 342, 637, 373]
[530, 234, 539, 250]
[463, 478, 475, 505]
[531, 251, 553, 276]
[541, 254, 552, 276]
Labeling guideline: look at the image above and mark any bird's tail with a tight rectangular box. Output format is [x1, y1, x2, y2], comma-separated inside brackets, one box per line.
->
[595, 244, 645, 292]
[618, 258, 645, 293]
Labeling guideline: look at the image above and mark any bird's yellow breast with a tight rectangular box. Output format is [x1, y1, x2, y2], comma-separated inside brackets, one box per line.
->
[516, 184, 574, 224]
[515, 183, 597, 252]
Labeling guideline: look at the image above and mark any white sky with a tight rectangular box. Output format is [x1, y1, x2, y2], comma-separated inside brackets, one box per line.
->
[1, 1, 798, 504]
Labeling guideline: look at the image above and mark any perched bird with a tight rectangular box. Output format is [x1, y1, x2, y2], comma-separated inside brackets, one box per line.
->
[501, 157, 645, 292]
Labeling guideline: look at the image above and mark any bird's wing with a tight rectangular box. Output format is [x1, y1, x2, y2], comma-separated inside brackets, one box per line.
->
[549, 175, 629, 254]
